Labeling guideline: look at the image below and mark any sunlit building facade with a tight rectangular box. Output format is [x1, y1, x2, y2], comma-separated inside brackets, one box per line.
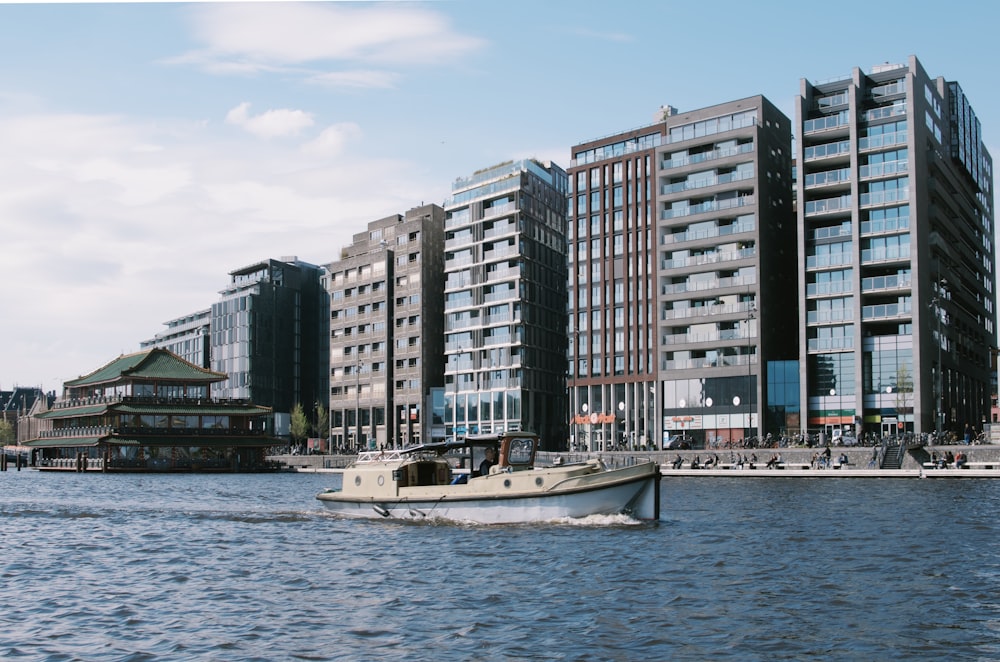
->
[443, 160, 569, 449]
[796, 56, 995, 437]
[326, 205, 446, 451]
[569, 97, 797, 450]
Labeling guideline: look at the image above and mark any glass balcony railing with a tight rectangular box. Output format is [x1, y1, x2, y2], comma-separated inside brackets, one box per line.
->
[661, 142, 754, 170]
[661, 195, 755, 220]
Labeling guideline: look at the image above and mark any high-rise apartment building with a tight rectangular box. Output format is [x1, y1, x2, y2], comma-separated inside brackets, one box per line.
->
[327, 205, 445, 451]
[443, 160, 569, 449]
[569, 97, 796, 450]
[796, 55, 995, 438]
[655, 98, 797, 446]
[140, 309, 212, 369]
[211, 257, 328, 436]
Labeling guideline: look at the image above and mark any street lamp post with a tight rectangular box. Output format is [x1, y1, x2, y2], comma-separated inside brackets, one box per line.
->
[618, 400, 626, 451]
[932, 279, 948, 437]
[746, 300, 756, 443]
[356, 358, 364, 453]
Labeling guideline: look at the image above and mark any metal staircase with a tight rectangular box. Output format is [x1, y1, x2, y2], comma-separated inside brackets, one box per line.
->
[879, 441, 904, 469]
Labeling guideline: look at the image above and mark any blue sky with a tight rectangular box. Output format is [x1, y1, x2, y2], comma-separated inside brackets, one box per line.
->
[2, 0, 997, 394]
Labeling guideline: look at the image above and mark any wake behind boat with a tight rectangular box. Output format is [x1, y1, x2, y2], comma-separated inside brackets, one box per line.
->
[316, 432, 660, 524]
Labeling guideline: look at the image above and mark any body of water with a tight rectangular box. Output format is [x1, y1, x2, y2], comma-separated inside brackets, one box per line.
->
[2, 471, 1000, 661]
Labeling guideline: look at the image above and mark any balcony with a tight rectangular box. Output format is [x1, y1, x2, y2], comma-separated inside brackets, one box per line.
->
[661, 275, 755, 296]
[860, 246, 910, 265]
[859, 187, 909, 208]
[861, 302, 911, 321]
[807, 336, 854, 352]
[661, 247, 756, 271]
[806, 280, 853, 297]
[660, 220, 755, 246]
[806, 309, 854, 324]
[804, 195, 852, 217]
[803, 111, 851, 136]
[803, 140, 850, 162]
[661, 142, 754, 170]
[805, 252, 852, 269]
[661, 195, 755, 221]
[859, 131, 907, 151]
[660, 169, 755, 196]
[859, 159, 908, 180]
[861, 273, 911, 293]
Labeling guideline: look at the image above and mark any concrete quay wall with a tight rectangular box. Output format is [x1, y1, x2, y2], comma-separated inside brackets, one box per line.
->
[582, 445, 1000, 470]
[271, 445, 1000, 473]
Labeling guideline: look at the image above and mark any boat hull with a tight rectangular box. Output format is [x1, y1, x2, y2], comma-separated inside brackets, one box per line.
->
[317, 462, 660, 524]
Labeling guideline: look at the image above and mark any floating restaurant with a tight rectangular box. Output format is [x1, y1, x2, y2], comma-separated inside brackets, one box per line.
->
[24, 349, 281, 472]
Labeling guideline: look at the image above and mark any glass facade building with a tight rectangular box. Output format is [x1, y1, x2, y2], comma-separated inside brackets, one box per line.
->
[210, 258, 327, 437]
[443, 160, 569, 449]
[796, 56, 995, 437]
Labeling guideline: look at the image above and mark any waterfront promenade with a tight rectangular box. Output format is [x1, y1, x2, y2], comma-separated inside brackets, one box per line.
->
[269, 444, 1000, 478]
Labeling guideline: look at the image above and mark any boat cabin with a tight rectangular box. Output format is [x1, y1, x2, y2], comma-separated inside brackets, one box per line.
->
[391, 432, 538, 487]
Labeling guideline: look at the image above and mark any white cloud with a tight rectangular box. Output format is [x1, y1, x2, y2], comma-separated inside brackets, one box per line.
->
[0, 107, 436, 393]
[301, 123, 363, 157]
[225, 102, 315, 138]
[169, 4, 484, 79]
[307, 69, 399, 90]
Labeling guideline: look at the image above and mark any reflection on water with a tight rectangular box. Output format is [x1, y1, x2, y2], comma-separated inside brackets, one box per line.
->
[2, 472, 1000, 660]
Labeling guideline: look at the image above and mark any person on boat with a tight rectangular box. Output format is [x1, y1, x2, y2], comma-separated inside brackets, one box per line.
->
[478, 447, 498, 476]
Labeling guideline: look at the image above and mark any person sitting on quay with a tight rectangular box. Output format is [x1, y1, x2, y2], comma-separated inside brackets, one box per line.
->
[838, 453, 849, 468]
[672, 455, 684, 470]
[749, 453, 758, 469]
[765, 454, 779, 469]
[691, 455, 701, 469]
[945, 451, 955, 468]
[956, 452, 967, 469]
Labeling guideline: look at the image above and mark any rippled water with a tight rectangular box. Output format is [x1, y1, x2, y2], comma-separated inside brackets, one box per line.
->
[3, 471, 1000, 661]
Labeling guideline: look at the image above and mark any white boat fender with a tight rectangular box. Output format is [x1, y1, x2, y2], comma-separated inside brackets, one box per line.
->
[373, 504, 390, 517]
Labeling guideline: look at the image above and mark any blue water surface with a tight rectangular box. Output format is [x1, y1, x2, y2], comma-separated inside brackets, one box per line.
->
[2, 471, 999, 661]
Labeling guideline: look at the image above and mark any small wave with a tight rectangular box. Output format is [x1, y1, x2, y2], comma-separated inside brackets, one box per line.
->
[550, 512, 647, 526]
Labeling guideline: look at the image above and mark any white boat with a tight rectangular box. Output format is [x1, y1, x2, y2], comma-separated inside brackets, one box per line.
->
[316, 432, 660, 524]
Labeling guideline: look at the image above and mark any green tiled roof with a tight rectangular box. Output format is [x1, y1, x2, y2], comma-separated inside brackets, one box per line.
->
[37, 400, 273, 420]
[25, 435, 278, 449]
[115, 404, 272, 416]
[36, 404, 110, 420]
[65, 349, 226, 388]
[23, 437, 105, 448]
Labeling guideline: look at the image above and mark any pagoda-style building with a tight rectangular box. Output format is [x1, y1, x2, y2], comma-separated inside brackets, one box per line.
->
[25, 349, 281, 472]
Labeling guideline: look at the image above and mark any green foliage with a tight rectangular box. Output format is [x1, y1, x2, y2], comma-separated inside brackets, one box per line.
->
[314, 402, 328, 439]
[290, 403, 309, 443]
[0, 419, 13, 445]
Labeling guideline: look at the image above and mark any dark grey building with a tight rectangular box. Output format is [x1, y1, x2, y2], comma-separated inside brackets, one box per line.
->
[796, 55, 995, 438]
[569, 96, 796, 450]
[326, 204, 446, 451]
[211, 257, 328, 437]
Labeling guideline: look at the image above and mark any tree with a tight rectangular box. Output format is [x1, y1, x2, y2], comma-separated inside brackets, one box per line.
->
[290, 403, 309, 446]
[314, 402, 328, 441]
[0, 419, 14, 445]
[895, 363, 914, 430]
